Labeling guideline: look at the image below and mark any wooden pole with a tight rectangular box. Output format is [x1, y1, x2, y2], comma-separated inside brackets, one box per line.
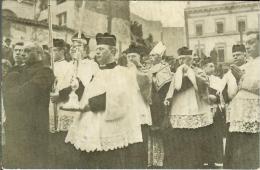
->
[107, 0, 112, 33]
[198, 39, 201, 58]
[78, 0, 87, 39]
[48, 0, 54, 70]
[184, 10, 189, 48]
[47, 0, 57, 133]
[240, 30, 243, 44]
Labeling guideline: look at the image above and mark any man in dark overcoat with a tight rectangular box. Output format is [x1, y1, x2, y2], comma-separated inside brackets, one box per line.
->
[3, 43, 54, 168]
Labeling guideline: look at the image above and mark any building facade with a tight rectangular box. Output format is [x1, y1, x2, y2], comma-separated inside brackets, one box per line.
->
[2, 0, 131, 55]
[2, 0, 73, 44]
[185, 1, 260, 63]
[38, 0, 131, 54]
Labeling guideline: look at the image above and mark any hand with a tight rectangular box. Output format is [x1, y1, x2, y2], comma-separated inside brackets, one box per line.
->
[70, 78, 79, 90]
[164, 99, 170, 106]
[216, 90, 222, 96]
[50, 92, 59, 103]
[230, 64, 244, 81]
[182, 64, 189, 73]
[208, 94, 217, 103]
[78, 104, 90, 120]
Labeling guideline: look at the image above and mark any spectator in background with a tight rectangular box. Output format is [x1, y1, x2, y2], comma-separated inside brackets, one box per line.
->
[117, 50, 128, 67]
[10, 42, 26, 73]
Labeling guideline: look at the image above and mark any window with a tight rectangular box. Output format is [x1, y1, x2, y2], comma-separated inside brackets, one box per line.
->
[57, 0, 66, 5]
[216, 21, 224, 34]
[216, 45, 225, 62]
[238, 20, 246, 32]
[237, 17, 246, 33]
[196, 24, 203, 36]
[57, 12, 67, 26]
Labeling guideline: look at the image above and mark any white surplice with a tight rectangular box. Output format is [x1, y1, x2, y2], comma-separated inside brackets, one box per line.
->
[65, 65, 143, 152]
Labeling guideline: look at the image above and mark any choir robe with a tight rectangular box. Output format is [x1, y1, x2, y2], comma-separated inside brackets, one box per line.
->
[125, 65, 152, 169]
[65, 62, 143, 169]
[220, 62, 250, 138]
[224, 57, 260, 169]
[164, 65, 213, 169]
[3, 61, 54, 168]
[49, 59, 98, 168]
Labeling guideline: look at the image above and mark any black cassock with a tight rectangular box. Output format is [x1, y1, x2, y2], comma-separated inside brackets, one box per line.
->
[3, 61, 54, 168]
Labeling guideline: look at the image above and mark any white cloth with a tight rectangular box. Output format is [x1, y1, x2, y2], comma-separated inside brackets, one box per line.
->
[220, 63, 249, 99]
[130, 66, 152, 126]
[227, 57, 260, 133]
[168, 66, 213, 129]
[65, 66, 143, 152]
[49, 59, 99, 132]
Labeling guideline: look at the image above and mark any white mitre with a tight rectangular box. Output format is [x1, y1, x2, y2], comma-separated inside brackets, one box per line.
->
[150, 41, 166, 57]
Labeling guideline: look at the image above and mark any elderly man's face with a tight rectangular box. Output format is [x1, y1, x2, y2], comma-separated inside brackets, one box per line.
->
[232, 51, 246, 66]
[70, 40, 86, 60]
[150, 54, 161, 65]
[204, 63, 215, 75]
[179, 56, 193, 66]
[246, 33, 259, 58]
[13, 45, 24, 65]
[95, 45, 114, 65]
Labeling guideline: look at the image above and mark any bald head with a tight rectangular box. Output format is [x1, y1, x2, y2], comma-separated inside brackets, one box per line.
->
[23, 42, 44, 65]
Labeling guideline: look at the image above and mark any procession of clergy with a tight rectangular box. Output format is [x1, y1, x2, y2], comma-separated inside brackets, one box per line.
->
[2, 30, 259, 169]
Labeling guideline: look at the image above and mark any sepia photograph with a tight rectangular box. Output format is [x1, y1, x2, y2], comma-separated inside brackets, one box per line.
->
[1, 0, 260, 169]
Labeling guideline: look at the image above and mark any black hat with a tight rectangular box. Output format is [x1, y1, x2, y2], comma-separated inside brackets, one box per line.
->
[96, 33, 116, 46]
[53, 39, 65, 48]
[125, 44, 150, 56]
[177, 46, 193, 56]
[71, 32, 90, 45]
[232, 44, 246, 53]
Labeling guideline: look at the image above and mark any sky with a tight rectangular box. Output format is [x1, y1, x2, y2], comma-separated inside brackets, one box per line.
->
[130, 1, 187, 27]
[130, 1, 239, 27]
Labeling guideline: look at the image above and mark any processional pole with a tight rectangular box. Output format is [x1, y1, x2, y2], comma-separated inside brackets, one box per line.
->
[48, 0, 54, 70]
[48, 0, 57, 133]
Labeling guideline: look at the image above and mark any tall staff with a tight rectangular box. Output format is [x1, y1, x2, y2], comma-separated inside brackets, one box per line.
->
[78, 0, 86, 39]
[48, 0, 57, 133]
[48, 0, 54, 69]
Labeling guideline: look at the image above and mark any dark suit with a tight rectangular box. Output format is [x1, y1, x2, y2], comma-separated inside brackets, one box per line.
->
[3, 61, 54, 168]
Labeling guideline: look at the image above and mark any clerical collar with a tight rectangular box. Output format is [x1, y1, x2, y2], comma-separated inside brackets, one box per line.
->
[99, 62, 117, 70]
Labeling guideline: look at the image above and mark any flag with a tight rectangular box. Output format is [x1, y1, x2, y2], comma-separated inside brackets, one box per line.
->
[75, 0, 130, 20]
[35, 0, 48, 20]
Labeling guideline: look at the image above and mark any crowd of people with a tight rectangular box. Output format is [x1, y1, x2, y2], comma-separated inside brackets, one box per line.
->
[1, 30, 259, 169]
